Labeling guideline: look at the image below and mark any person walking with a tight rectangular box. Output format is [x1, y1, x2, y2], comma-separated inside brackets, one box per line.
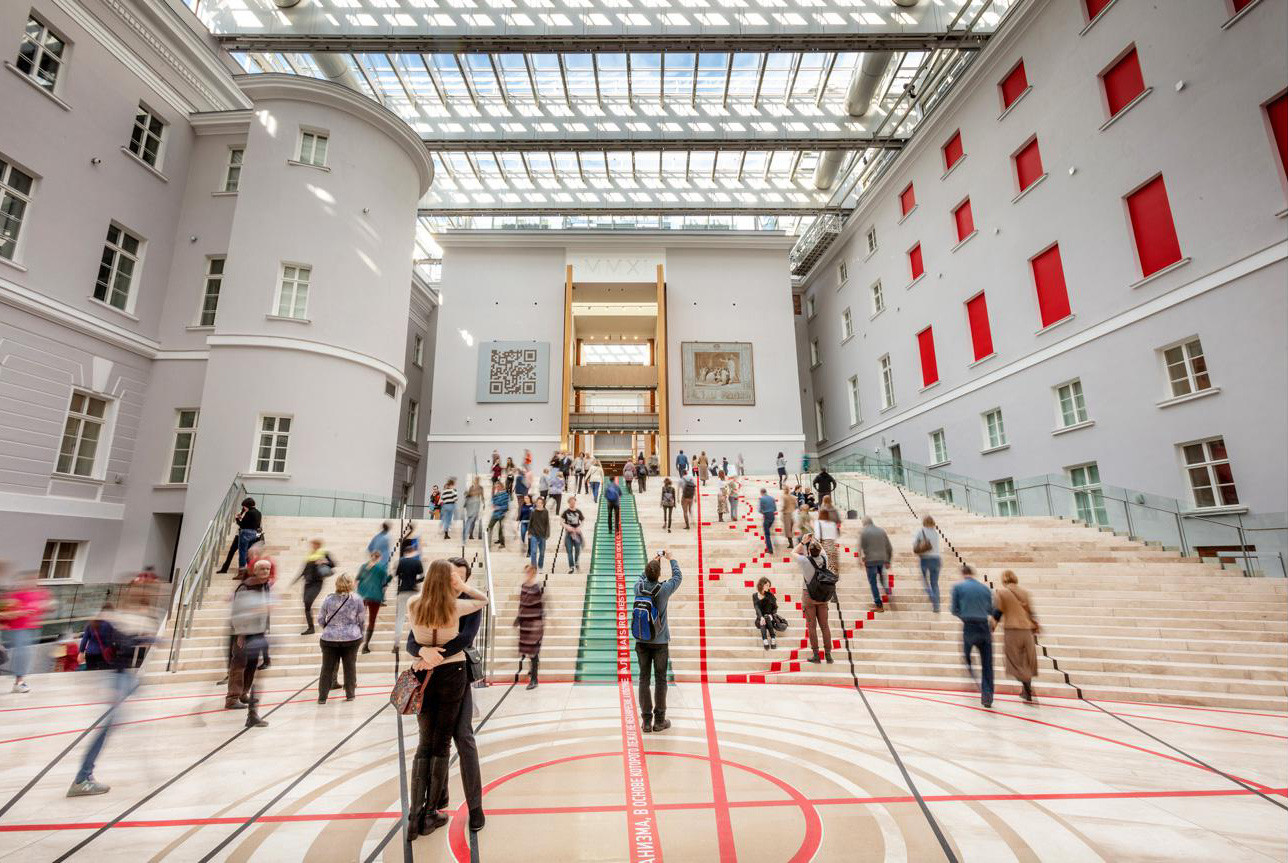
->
[859, 516, 893, 613]
[487, 482, 511, 548]
[752, 577, 780, 650]
[697, 452, 710, 486]
[293, 538, 336, 635]
[548, 469, 565, 515]
[622, 459, 635, 494]
[605, 476, 622, 533]
[913, 516, 942, 613]
[518, 494, 534, 546]
[356, 550, 391, 654]
[757, 488, 777, 555]
[951, 565, 996, 707]
[675, 449, 689, 477]
[440, 479, 458, 539]
[636, 454, 648, 492]
[659, 479, 676, 532]
[587, 459, 604, 503]
[779, 485, 796, 550]
[716, 472, 730, 522]
[514, 564, 545, 690]
[504, 458, 517, 495]
[632, 551, 683, 733]
[794, 503, 814, 543]
[77, 603, 116, 671]
[316, 573, 364, 703]
[812, 467, 837, 503]
[794, 538, 835, 664]
[1, 569, 52, 693]
[573, 453, 586, 494]
[680, 473, 696, 530]
[225, 562, 273, 727]
[367, 522, 393, 570]
[463, 478, 485, 541]
[537, 468, 550, 503]
[528, 496, 550, 570]
[994, 570, 1040, 703]
[736, 454, 745, 477]
[562, 496, 585, 573]
[775, 452, 787, 488]
[817, 496, 842, 575]
[393, 543, 424, 654]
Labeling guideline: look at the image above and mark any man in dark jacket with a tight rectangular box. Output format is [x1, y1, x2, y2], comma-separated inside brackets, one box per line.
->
[634, 552, 683, 733]
[812, 469, 837, 501]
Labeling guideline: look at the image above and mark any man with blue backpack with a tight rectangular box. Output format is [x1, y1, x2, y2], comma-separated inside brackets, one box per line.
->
[631, 550, 683, 733]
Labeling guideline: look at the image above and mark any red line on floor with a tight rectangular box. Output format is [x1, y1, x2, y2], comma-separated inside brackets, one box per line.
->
[695, 487, 738, 862]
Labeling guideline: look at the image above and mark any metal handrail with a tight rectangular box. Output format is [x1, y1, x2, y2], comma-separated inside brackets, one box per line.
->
[473, 452, 499, 683]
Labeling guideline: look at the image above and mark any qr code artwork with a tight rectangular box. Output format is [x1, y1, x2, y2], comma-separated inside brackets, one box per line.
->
[488, 348, 539, 395]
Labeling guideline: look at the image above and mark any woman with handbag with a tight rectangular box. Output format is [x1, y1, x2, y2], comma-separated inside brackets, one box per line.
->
[403, 559, 488, 839]
[994, 570, 1040, 703]
[316, 573, 364, 703]
[913, 516, 942, 613]
[817, 495, 843, 575]
[751, 577, 781, 650]
[294, 538, 336, 636]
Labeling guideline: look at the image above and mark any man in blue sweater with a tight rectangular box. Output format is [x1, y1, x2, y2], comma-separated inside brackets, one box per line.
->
[487, 483, 510, 548]
[604, 476, 621, 533]
[950, 564, 996, 707]
[635, 551, 683, 732]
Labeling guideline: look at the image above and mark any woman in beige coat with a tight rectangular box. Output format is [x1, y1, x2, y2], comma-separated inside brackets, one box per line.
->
[993, 570, 1039, 703]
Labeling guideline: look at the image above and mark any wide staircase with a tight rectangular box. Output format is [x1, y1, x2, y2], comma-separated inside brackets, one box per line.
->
[574, 489, 650, 682]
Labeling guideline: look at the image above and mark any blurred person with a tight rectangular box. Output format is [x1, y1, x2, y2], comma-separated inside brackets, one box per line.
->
[994, 570, 1040, 703]
[538, 467, 550, 501]
[357, 550, 391, 654]
[463, 477, 485, 541]
[528, 496, 550, 570]
[721, 456, 730, 477]
[736, 454, 745, 477]
[293, 538, 336, 636]
[659, 478, 676, 532]
[794, 537, 836, 665]
[514, 461, 530, 503]
[622, 459, 635, 493]
[913, 515, 942, 613]
[400, 521, 421, 559]
[77, 604, 117, 671]
[776, 452, 787, 488]
[513, 563, 545, 690]
[224, 561, 273, 726]
[487, 481, 511, 548]
[817, 495, 843, 575]
[859, 516, 893, 613]
[505, 458, 517, 495]
[716, 472, 730, 522]
[393, 543, 424, 655]
[233, 497, 263, 575]
[573, 453, 586, 494]
[587, 458, 604, 503]
[562, 496, 585, 573]
[605, 476, 622, 533]
[429, 486, 442, 520]
[1, 568, 53, 693]
[680, 473, 696, 530]
[697, 451, 709, 486]
[367, 521, 394, 569]
[752, 577, 780, 650]
[440, 478, 458, 539]
[548, 469, 565, 514]
[647, 452, 660, 476]
[316, 573, 364, 704]
[794, 503, 815, 544]
[675, 449, 689, 478]
[779, 484, 797, 549]
[951, 565, 995, 708]
[631, 551, 683, 733]
[489, 456, 502, 485]
[758, 488, 777, 555]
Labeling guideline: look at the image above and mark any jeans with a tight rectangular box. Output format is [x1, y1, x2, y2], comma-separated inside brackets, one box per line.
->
[565, 534, 582, 569]
[662, 505, 673, 529]
[865, 562, 886, 607]
[607, 500, 620, 532]
[76, 669, 139, 782]
[319, 638, 360, 701]
[488, 513, 506, 546]
[463, 510, 481, 540]
[528, 534, 547, 569]
[519, 519, 529, 544]
[590, 482, 601, 503]
[962, 620, 994, 703]
[634, 642, 669, 719]
[236, 528, 259, 568]
[441, 503, 456, 537]
[919, 556, 942, 612]
[761, 514, 775, 554]
[681, 498, 693, 528]
[4, 627, 36, 679]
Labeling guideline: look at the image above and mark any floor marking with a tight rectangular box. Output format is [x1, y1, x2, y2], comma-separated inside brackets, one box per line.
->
[0, 684, 391, 715]
[0, 703, 113, 819]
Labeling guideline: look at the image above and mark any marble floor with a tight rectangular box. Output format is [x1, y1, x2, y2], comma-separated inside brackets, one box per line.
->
[0, 669, 1284, 861]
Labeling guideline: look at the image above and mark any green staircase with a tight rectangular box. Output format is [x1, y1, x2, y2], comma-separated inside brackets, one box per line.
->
[575, 487, 649, 682]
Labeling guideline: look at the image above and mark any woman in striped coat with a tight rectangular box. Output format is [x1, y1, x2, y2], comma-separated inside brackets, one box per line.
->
[513, 564, 545, 690]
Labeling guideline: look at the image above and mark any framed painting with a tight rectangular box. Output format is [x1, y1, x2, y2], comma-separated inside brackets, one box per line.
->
[681, 342, 755, 405]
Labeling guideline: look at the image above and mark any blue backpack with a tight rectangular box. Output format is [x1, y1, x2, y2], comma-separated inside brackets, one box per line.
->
[631, 582, 661, 641]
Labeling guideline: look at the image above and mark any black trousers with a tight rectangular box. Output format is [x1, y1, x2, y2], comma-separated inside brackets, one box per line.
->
[319, 638, 360, 701]
[607, 500, 620, 532]
[662, 505, 673, 529]
[302, 581, 322, 628]
[634, 642, 669, 719]
[454, 684, 483, 811]
[219, 537, 238, 571]
[416, 663, 467, 758]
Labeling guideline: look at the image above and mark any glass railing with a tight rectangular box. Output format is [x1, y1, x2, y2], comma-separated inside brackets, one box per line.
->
[246, 486, 402, 519]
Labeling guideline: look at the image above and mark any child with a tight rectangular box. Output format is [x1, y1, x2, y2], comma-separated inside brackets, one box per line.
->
[751, 577, 780, 650]
[513, 564, 545, 690]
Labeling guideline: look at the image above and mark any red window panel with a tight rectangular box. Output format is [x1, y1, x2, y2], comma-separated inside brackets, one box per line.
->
[909, 243, 924, 281]
[917, 327, 939, 387]
[1085, 0, 1114, 19]
[953, 198, 975, 242]
[943, 130, 964, 172]
[965, 293, 994, 361]
[1031, 244, 1072, 328]
[1014, 138, 1044, 192]
[1000, 61, 1028, 110]
[1231, 0, 1255, 12]
[1126, 175, 1183, 277]
[900, 182, 916, 216]
[1102, 47, 1146, 118]
[1268, 92, 1288, 176]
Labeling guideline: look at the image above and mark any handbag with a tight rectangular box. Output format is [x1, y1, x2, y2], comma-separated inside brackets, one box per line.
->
[319, 594, 351, 632]
[464, 646, 483, 682]
[912, 529, 931, 555]
[772, 615, 789, 633]
[390, 628, 437, 715]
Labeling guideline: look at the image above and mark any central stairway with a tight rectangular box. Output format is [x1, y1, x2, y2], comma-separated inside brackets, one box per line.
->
[576, 488, 650, 681]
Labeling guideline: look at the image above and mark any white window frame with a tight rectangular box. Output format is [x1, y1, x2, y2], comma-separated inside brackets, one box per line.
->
[837, 259, 849, 286]
[198, 256, 224, 327]
[56, 390, 111, 479]
[1068, 462, 1109, 525]
[0, 155, 35, 263]
[847, 375, 861, 426]
[993, 478, 1019, 516]
[413, 333, 425, 367]
[929, 429, 948, 465]
[879, 354, 895, 410]
[866, 226, 878, 255]
[982, 408, 1007, 450]
[16, 13, 68, 94]
[406, 398, 419, 443]
[167, 408, 199, 484]
[223, 147, 244, 192]
[814, 398, 827, 443]
[1054, 378, 1089, 428]
[840, 307, 854, 341]
[39, 540, 83, 582]
[253, 414, 292, 474]
[297, 129, 329, 168]
[809, 338, 820, 368]
[273, 262, 311, 320]
[870, 280, 885, 315]
[127, 103, 168, 169]
[1160, 337, 1212, 399]
[805, 294, 816, 319]
[1180, 436, 1239, 509]
[93, 223, 144, 313]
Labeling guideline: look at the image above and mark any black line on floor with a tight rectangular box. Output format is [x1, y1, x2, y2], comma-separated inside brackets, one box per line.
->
[831, 595, 960, 863]
[0, 704, 114, 819]
[51, 676, 318, 862]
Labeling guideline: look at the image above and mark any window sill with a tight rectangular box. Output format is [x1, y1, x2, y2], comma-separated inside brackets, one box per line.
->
[1011, 173, 1048, 204]
[1079, 0, 1120, 35]
[1035, 314, 1075, 336]
[287, 159, 330, 173]
[980, 443, 1010, 456]
[879, 403, 897, 415]
[997, 86, 1032, 121]
[807, 313, 817, 321]
[840, 334, 855, 346]
[186, 324, 215, 332]
[265, 314, 311, 324]
[940, 154, 967, 181]
[1183, 504, 1248, 516]
[120, 147, 169, 183]
[951, 230, 979, 253]
[0, 255, 29, 274]
[1130, 257, 1191, 290]
[848, 420, 863, 430]
[1222, 0, 1265, 29]
[968, 352, 997, 369]
[1099, 88, 1153, 133]
[89, 296, 140, 322]
[153, 482, 187, 491]
[836, 280, 849, 292]
[1156, 386, 1220, 409]
[211, 190, 238, 197]
[928, 460, 951, 469]
[869, 307, 886, 322]
[243, 471, 291, 480]
[5, 62, 71, 111]
[1051, 419, 1095, 437]
[863, 246, 878, 262]
[52, 472, 105, 486]
[809, 362, 822, 371]
[1277, 208, 1288, 219]
[906, 273, 925, 291]
[898, 204, 917, 225]
[919, 381, 941, 394]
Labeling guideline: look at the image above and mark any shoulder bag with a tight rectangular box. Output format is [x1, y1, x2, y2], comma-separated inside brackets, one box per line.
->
[318, 594, 351, 633]
[912, 528, 931, 555]
[390, 628, 437, 715]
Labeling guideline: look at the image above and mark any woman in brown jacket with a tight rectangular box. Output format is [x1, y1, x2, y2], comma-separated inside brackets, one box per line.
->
[994, 570, 1039, 703]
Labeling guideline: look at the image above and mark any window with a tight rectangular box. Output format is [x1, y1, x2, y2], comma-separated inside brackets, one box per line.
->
[879, 355, 895, 409]
[953, 198, 975, 243]
[384, 380, 397, 398]
[1267, 92, 1287, 179]
[993, 479, 1019, 516]
[983, 408, 1007, 449]
[1030, 243, 1071, 328]
[127, 105, 167, 168]
[94, 224, 142, 311]
[805, 294, 816, 318]
[1163, 338, 1212, 398]
[199, 256, 224, 327]
[899, 182, 916, 217]
[275, 263, 310, 319]
[916, 326, 938, 387]
[1000, 60, 1028, 110]
[809, 339, 820, 367]
[298, 130, 329, 167]
[866, 227, 878, 255]
[1068, 463, 1109, 526]
[168, 409, 199, 483]
[0, 157, 34, 261]
[838, 260, 849, 285]
[413, 334, 424, 367]
[1014, 138, 1044, 193]
[965, 292, 993, 361]
[929, 429, 948, 465]
[1126, 174, 1183, 278]
[16, 14, 66, 93]
[1182, 437, 1239, 508]
[223, 148, 243, 192]
[814, 399, 826, 442]
[39, 541, 79, 580]
[1102, 46, 1146, 119]
[942, 130, 965, 172]
[908, 243, 924, 282]
[847, 376, 861, 426]
[406, 399, 419, 442]
[870, 281, 885, 315]
[254, 415, 291, 473]
[56, 391, 108, 477]
[841, 307, 854, 341]
[1056, 379, 1089, 427]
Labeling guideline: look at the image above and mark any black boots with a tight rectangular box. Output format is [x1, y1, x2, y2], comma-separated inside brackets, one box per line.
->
[419, 756, 450, 836]
[526, 656, 540, 690]
[407, 756, 430, 839]
[652, 713, 671, 733]
[1021, 681, 1035, 703]
[361, 627, 373, 654]
[408, 755, 448, 839]
[641, 713, 653, 733]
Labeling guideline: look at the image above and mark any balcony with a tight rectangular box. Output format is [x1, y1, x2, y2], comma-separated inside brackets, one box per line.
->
[571, 364, 658, 389]
[569, 409, 659, 432]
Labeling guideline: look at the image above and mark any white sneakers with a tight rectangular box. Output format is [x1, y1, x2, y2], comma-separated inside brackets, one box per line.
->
[11, 681, 30, 694]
